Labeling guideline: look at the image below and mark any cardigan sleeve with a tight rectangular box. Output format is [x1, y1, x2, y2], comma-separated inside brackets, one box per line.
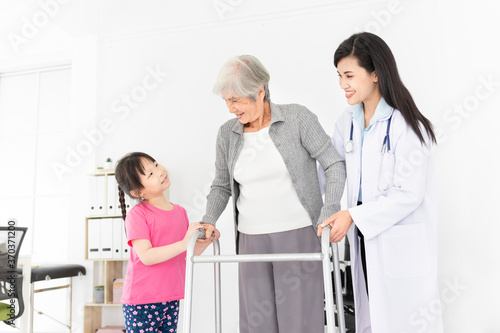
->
[298, 107, 346, 225]
[201, 126, 232, 225]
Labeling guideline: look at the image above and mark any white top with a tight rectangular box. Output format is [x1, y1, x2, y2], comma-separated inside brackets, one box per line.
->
[234, 127, 311, 234]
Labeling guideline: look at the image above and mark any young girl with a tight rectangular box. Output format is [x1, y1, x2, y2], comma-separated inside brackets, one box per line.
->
[115, 152, 219, 333]
[318, 33, 443, 332]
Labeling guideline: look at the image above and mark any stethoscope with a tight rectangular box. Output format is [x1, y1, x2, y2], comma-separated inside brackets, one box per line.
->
[344, 112, 393, 154]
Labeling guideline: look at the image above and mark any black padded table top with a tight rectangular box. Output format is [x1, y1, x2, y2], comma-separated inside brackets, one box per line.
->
[18, 264, 86, 283]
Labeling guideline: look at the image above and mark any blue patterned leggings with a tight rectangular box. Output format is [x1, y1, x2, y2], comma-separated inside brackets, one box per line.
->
[122, 300, 179, 333]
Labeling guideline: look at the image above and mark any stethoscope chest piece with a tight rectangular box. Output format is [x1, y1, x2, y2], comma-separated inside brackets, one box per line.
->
[345, 140, 355, 153]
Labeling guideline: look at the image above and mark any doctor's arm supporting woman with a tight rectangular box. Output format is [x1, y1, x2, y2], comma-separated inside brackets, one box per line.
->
[318, 32, 444, 333]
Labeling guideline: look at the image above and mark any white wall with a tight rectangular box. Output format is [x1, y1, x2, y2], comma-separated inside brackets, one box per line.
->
[1, 0, 499, 332]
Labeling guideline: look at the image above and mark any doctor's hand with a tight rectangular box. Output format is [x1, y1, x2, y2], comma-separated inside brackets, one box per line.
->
[317, 210, 354, 243]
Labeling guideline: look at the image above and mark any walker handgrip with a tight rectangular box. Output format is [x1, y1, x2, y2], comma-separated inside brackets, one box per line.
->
[186, 230, 204, 259]
[196, 228, 216, 240]
[197, 228, 206, 240]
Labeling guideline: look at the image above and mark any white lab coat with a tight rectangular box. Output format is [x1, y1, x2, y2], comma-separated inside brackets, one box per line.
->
[328, 107, 444, 333]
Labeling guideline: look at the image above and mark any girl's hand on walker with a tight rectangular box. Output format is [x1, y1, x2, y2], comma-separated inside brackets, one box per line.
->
[183, 222, 204, 245]
[317, 210, 353, 243]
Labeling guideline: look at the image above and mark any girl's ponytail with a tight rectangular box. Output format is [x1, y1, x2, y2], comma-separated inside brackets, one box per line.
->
[118, 186, 127, 221]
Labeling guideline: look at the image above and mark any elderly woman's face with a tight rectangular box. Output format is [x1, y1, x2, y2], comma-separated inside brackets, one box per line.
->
[221, 93, 263, 125]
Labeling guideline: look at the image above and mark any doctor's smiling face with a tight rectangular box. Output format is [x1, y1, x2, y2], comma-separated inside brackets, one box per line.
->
[337, 55, 380, 107]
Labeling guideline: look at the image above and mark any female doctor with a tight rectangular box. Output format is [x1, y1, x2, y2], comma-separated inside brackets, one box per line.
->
[318, 32, 444, 333]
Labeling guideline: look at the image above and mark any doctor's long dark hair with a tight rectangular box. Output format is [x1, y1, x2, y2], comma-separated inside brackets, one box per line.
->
[334, 32, 436, 145]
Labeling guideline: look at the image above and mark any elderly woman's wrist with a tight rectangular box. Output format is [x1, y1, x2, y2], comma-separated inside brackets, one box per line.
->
[200, 221, 216, 227]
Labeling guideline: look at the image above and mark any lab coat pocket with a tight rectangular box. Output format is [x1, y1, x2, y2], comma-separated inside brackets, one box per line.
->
[377, 151, 395, 192]
[380, 224, 431, 279]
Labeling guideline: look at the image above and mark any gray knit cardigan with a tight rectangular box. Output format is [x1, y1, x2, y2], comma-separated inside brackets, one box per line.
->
[201, 102, 346, 245]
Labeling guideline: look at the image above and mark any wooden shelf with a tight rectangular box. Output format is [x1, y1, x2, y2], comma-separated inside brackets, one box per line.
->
[85, 303, 122, 307]
[86, 215, 122, 219]
[84, 306, 102, 333]
[87, 169, 115, 176]
[85, 258, 127, 262]
[83, 259, 127, 333]
[84, 171, 126, 333]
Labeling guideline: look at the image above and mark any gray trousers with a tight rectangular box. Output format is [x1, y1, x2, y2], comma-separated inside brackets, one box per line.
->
[238, 226, 324, 333]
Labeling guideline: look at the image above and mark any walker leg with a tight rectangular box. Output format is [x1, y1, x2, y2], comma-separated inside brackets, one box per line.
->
[183, 256, 194, 333]
[331, 242, 346, 333]
[321, 230, 336, 333]
[213, 240, 222, 333]
[182, 231, 202, 333]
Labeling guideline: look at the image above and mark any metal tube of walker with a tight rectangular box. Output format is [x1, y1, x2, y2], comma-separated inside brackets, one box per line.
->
[192, 252, 322, 264]
[182, 229, 203, 333]
[321, 227, 336, 333]
[213, 238, 222, 333]
[183, 226, 346, 333]
[331, 239, 346, 333]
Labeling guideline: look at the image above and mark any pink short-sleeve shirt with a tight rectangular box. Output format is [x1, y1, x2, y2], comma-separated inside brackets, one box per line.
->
[121, 202, 189, 305]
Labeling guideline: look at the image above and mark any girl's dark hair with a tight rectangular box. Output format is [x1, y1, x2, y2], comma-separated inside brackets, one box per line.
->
[334, 32, 436, 145]
[115, 152, 156, 220]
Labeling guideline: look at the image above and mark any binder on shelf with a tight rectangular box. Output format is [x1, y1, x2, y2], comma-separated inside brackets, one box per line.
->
[88, 177, 98, 216]
[88, 219, 101, 259]
[116, 199, 122, 217]
[112, 218, 123, 259]
[107, 176, 117, 215]
[100, 218, 113, 259]
[96, 176, 106, 215]
[121, 222, 129, 259]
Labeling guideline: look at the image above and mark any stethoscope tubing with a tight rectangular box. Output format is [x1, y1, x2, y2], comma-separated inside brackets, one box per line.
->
[344, 111, 393, 154]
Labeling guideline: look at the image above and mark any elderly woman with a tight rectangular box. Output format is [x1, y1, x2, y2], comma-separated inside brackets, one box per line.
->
[201, 55, 346, 333]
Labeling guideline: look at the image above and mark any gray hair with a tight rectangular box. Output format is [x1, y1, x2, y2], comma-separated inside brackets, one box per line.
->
[212, 55, 271, 102]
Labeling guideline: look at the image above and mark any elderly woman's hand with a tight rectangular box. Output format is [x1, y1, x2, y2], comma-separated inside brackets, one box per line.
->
[198, 223, 217, 243]
[194, 226, 221, 255]
[317, 210, 353, 242]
